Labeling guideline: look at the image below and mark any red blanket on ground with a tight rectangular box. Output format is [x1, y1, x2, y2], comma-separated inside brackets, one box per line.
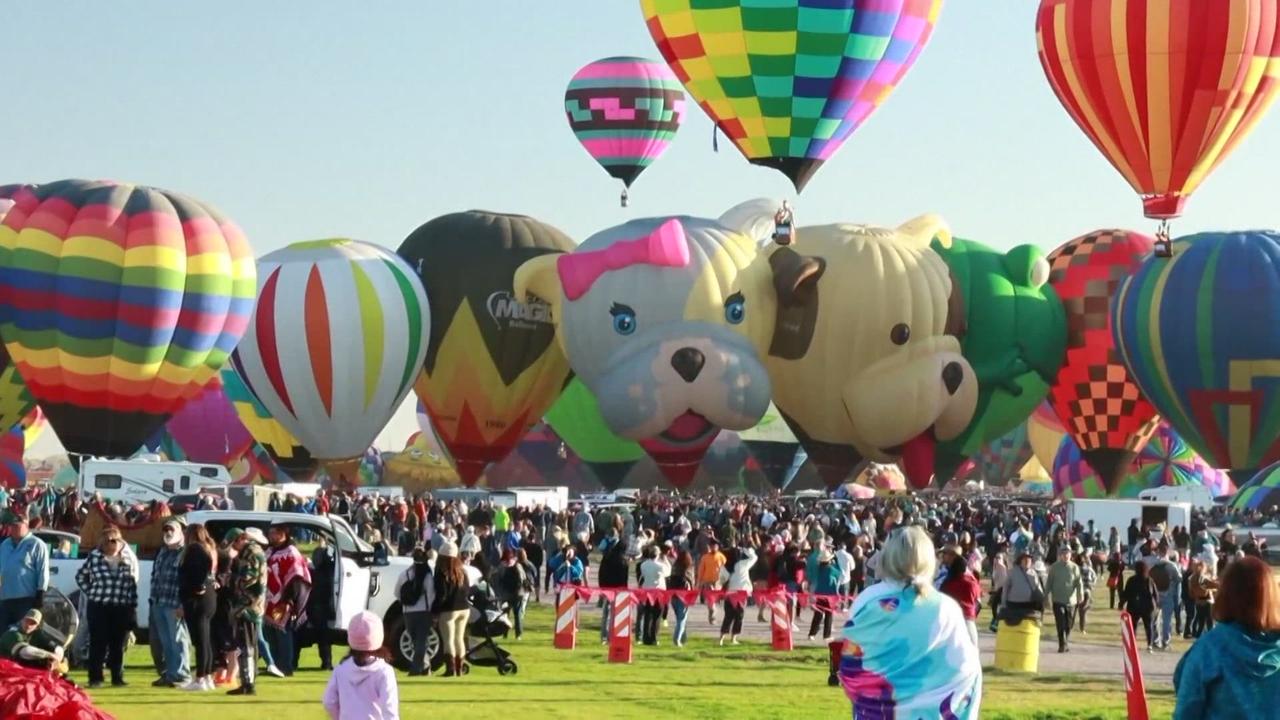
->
[0, 659, 114, 720]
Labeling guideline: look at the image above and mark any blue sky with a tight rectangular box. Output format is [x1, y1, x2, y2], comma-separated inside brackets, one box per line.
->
[5, 2, 1280, 457]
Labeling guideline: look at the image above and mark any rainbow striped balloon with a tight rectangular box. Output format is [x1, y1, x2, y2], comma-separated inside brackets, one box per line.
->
[0, 179, 256, 458]
[231, 239, 429, 469]
[1230, 462, 1280, 512]
[641, 0, 945, 191]
[565, 56, 684, 199]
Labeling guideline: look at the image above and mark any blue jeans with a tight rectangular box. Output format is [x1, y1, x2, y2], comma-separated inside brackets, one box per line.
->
[256, 619, 276, 668]
[264, 624, 295, 675]
[150, 603, 191, 683]
[1159, 590, 1180, 646]
[600, 602, 611, 642]
[671, 598, 689, 645]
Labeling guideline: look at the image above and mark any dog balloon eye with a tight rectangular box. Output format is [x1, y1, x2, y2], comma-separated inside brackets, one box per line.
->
[723, 292, 746, 325]
[610, 303, 637, 336]
[890, 323, 910, 345]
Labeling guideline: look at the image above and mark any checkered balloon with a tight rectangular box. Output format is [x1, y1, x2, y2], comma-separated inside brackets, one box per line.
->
[640, 0, 944, 191]
[1046, 229, 1160, 493]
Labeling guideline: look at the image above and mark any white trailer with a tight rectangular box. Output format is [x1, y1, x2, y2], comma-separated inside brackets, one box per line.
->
[1067, 498, 1193, 547]
[78, 456, 232, 504]
[490, 486, 568, 513]
[1138, 485, 1216, 510]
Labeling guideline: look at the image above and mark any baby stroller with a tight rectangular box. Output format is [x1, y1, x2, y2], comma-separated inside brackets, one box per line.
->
[432, 582, 517, 675]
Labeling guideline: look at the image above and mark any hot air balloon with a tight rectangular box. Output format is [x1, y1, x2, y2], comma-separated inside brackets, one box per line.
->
[1230, 462, 1280, 513]
[1046, 229, 1160, 493]
[737, 403, 801, 491]
[231, 239, 428, 489]
[544, 378, 644, 491]
[399, 212, 574, 487]
[1114, 231, 1280, 483]
[164, 376, 253, 465]
[565, 56, 685, 206]
[1027, 401, 1066, 471]
[640, 0, 944, 191]
[0, 179, 256, 459]
[413, 399, 452, 461]
[965, 424, 1034, 488]
[219, 366, 317, 481]
[1036, 0, 1280, 243]
[0, 426, 25, 489]
[0, 344, 39, 439]
[1051, 420, 1225, 499]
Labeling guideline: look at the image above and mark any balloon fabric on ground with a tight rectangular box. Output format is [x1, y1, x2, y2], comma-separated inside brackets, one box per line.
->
[399, 211, 574, 487]
[231, 239, 428, 488]
[640, 0, 944, 191]
[1230, 462, 1280, 513]
[1114, 230, 1280, 478]
[565, 56, 684, 202]
[1046, 229, 1160, 493]
[1036, 0, 1280, 219]
[930, 236, 1065, 482]
[0, 179, 256, 459]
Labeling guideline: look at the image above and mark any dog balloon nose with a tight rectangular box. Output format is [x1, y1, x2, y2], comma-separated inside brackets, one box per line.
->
[671, 347, 706, 383]
[942, 362, 964, 395]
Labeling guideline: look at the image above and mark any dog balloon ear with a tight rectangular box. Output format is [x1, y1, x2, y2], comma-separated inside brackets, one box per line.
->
[718, 198, 785, 248]
[768, 247, 826, 361]
[513, 255, 564, 320]
[897, 214, 952, 250]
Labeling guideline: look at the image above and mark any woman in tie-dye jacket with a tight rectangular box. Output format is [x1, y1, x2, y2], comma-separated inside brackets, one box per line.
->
[838, 526, 982, 719]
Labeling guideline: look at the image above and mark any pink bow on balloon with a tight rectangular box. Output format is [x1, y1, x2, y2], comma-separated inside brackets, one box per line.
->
[558, 218, 690, 301]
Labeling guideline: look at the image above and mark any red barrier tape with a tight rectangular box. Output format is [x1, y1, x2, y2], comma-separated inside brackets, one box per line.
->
[559, 585, 855, 611]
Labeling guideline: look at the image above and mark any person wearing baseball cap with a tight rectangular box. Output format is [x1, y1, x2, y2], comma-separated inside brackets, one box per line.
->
[0, 508, 48, 632]
[150, 518, 192, 687]
[0, 608, 63, 670]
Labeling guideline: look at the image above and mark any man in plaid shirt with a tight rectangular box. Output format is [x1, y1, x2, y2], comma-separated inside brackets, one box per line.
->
[149, 519, 191, 687]
[227, 527, 267, 696]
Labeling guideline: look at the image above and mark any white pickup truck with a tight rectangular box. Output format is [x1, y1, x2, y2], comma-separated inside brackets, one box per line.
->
[45, 510, 430, 667]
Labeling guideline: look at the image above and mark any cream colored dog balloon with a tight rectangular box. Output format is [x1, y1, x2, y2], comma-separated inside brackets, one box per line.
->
[766, 215, 978, 490]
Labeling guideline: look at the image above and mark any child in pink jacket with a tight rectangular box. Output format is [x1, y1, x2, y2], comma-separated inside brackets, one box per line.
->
[323, 612, 399, 720]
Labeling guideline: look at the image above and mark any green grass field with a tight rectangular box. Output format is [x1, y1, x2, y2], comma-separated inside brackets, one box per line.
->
[89, 605, 1174, 720]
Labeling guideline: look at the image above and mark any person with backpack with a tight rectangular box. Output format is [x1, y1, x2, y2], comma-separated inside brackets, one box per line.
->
[1152, 551, 1184, 650]
[394, 547, 434, 676]
[1123, 561, 1159, 651]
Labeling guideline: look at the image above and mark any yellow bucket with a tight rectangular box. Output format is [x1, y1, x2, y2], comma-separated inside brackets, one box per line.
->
[994, 617, 1041, 673]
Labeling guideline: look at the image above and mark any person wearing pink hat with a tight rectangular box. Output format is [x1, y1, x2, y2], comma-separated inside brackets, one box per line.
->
[322, 611, 399, 720]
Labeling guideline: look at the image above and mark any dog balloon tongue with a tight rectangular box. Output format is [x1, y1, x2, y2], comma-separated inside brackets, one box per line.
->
[639, 412, 719, 488]
[900, 432, 936, 490]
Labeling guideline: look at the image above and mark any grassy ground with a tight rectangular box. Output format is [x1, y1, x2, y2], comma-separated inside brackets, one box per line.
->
[89, 605, 1174, 720]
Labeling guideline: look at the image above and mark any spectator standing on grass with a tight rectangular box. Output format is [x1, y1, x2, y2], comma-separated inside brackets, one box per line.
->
[1106, 551, 1125, 609]
[988, 547, 1008, 632]
[227, 527, 268, 696]
[838, 526, 981, 719]
[265, 523, 313, 676]
[667, 550, 695, 647]
[322, 611, 399, 720]
[807, 547, 841, 642]
[717, 541, 756, 646]
[395, 546, 433, 676]
[1152, 550, 1184, 650]
[179, 524, 219, 692]
[76, 526, 138, 689]
[0, 509, 48, 630]
[1186, 559, 1218, 639]
[1075, 551, 1096, 635]
[149, 518, 191, 688]
[431, 542, 470, 678]
[939, 545, 981, 647]
[1173, 556, 1280, 720]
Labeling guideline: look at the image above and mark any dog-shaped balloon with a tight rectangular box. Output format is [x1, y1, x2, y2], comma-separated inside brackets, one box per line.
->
[514, 202, 783, 485]
[766, 215, 979, 489]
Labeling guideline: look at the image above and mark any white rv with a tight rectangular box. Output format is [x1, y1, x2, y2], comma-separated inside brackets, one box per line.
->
[1067, 498, 1193, 547]
[78, 456, 232, 504]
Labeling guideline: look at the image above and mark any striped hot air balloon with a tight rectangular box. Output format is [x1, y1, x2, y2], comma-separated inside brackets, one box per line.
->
[640, 0, 945, 191]
[1036, 0, 1280, 220]
[231, 240, 429, 488]
[0, 179, 256, 459]
[565, 56, 685, 206]
[1046, 229, 1160, 493]
[1230, 462, 1280, 512]
[1114, 231, 1280, 480]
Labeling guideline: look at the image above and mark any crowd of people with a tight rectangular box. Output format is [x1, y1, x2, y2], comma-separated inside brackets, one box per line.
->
[0, 481, 1278, 719]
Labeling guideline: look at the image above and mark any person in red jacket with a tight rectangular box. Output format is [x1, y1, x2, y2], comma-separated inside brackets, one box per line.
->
[939, 545, 982, 647]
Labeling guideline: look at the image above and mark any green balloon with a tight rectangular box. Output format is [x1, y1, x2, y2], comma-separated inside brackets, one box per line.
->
[544, 378, 644, 464]
[931, 237, 1067, 483]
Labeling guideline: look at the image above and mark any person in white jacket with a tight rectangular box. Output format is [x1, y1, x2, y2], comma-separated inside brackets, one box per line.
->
[717, 544, 757, 646]
[322, 612, 398, 720]
[637, 546, 671, 645]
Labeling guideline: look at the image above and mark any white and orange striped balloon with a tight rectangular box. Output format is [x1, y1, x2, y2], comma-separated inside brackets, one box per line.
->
[232, 239, 429, 461]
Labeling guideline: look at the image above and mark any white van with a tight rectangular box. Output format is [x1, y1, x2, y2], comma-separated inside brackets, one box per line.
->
[78, 456, 232, 504]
